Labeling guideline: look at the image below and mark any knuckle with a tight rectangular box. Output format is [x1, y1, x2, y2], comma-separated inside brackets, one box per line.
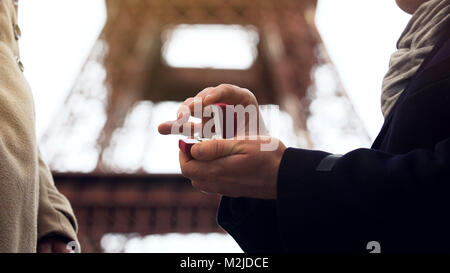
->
[218, 83, 232, 90]
[183, 97, 194, 106]
[247, 89, 256, 98]
[202, 87, 214, 93]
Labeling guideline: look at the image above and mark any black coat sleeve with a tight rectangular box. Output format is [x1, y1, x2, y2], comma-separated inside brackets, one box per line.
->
[218, 137, 450, 253]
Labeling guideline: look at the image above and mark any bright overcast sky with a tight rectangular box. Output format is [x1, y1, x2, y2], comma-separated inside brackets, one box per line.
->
[316, 0, 411, 138]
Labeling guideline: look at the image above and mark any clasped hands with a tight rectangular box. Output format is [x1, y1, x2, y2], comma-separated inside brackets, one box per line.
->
[158, 84, 286, 200]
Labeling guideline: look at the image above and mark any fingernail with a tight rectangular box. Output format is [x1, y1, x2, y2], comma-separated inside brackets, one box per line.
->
[194, 144, 203, 157]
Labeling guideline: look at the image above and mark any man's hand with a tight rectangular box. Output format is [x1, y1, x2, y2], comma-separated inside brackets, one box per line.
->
[158, 84, 265, 137]
[37, 235, 73, 253]
[180, 137, 287, 199]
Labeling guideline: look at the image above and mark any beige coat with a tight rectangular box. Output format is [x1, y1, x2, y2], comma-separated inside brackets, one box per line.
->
[0, 0, 78, 252]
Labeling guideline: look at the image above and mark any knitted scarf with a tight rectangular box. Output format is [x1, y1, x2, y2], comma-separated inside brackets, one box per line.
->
[381, 0, 450, 118]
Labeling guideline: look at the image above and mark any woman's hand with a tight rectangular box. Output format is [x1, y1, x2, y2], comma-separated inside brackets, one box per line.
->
[37, 235, 74, 253]
[180, 137, 286, 200]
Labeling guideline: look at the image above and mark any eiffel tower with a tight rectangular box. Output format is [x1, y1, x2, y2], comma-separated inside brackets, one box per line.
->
[40, 0, 369, 252]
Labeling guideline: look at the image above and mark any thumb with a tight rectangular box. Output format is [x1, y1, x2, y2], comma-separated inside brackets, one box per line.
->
[191, 139, 242, 161]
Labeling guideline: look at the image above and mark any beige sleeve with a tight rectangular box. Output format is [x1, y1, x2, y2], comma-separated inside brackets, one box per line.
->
[37, 151, 79, 244]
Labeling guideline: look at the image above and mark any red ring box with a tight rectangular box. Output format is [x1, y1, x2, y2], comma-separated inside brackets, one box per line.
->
[179, 138, 199, 158]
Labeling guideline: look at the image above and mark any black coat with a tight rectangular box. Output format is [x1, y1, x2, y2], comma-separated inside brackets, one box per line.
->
[218, 31, 450, 253]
